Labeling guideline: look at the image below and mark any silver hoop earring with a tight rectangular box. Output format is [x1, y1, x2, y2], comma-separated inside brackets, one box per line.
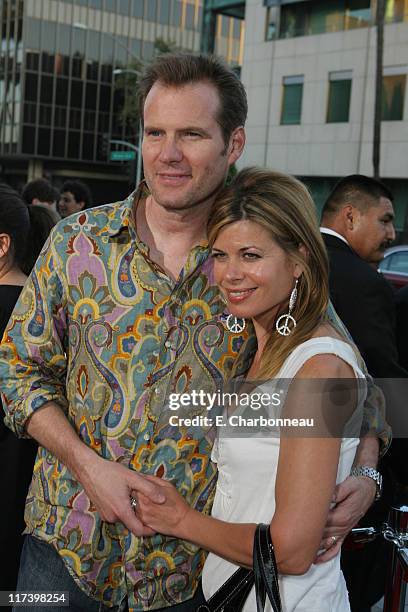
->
[225, 314, 246, 334]
[275, 279, 298, 336]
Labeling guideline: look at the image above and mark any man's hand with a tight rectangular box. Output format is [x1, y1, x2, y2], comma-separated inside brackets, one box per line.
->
[314, 474, 376, 563]
[79, 454, 165, 537]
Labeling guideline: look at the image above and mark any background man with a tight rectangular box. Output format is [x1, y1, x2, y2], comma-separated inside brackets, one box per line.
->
[22, 177, 60, 221]
[0, 57, 388, 611]
[58, 179, 92, 218]
[321, 174, 407, 611]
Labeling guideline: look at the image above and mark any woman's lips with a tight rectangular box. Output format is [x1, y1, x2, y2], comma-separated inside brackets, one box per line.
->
[226, 288, 256, 303]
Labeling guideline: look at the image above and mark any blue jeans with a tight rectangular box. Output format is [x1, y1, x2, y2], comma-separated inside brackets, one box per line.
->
[16, 535, 206, 612]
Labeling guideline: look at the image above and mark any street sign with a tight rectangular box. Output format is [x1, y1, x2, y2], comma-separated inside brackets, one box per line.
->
[110, 150, 136, 161]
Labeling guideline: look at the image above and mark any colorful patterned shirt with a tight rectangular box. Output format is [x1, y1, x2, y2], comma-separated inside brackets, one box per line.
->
[0, 188, 390, 610]
[0, 187, 251, 610]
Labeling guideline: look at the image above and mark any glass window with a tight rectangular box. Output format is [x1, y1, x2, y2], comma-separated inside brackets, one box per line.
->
[23, 102, 37, 124]
[25, 73, 38, 102]
[55, 78, 68, 106]
[99, 84, 111, 112]
[266, 7, 277, 40]
[385, 0, 408, 23]
[281, 76, 303, 125]
[87, 61, 99, 81]
[279, 0, 370, 39]
[40, 75, 53, 104]
[131, 0, 144, 18]
[70, 80, 83, 109]
[82, 133, 95, 160]
[69, 108, 81, 129]
[327, 71, 352, 122]
[87, 31, 100, 61]
[54, 106, 66, 128]
[159, 0, 170, 24]
[118, 0, 130, 14]
[24, 18, 41, 50]
[53, 129, 66, 157]
[104, 0, 116, 11]
[85, 82, 97, 109]
[26, 51, 39, 71]
[172, 0, 182, 27]
[41, 53, 55, 74]
[185, 3, 195, 29]
[142, 40, 154, 60]
[147, 0, 157, 21]
[42, 22, 57, 53]
[382, 74, 406, 120]
[68, 131, 80, 158]
[38, 127, 51, 155]
[22, 125, 36, 154]
[39, 104, 52, 126]
[58, 24, 71, 56]
[388, 252, 408, 273]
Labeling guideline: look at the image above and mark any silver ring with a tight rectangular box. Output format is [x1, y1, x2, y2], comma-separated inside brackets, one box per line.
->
[330, 535, 337, 547]
[130, 496, 138, 510]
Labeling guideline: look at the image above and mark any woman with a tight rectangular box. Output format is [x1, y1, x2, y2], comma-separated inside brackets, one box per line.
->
[135, 168, 365, 611]
[0, 183, 57, 592]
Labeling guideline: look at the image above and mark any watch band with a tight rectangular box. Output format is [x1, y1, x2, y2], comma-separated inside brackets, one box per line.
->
[350, 466, 383, 501]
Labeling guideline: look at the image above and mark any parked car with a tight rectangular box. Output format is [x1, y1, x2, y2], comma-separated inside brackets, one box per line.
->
[378, 245, 408, 290]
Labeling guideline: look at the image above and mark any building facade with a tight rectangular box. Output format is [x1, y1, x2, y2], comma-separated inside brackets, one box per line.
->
[240, 0, 408, 238]
[0, 0, 244, 201]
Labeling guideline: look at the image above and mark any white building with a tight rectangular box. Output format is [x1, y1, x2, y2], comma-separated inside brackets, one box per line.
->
[240, 0, 408, 234]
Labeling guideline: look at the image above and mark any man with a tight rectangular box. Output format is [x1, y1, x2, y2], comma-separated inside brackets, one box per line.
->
[0, 56, 388, 611]
[321, 174, 407, 611]
[395, 284, 408, 370]
[58, 179, 92, 218]
[22, 178, 60, 221]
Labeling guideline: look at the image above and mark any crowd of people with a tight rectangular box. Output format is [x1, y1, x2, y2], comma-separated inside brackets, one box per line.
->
[0, 53, 406, 612]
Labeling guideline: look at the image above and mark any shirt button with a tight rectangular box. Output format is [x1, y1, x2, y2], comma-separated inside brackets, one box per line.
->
[165, 341, 171, 349]
[154, 388, 160, 394]
[144, 432, 150, 441]
[153, 350, 159, 356]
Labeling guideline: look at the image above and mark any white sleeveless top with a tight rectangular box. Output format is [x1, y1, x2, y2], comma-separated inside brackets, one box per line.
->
[202, 337, 366, 612]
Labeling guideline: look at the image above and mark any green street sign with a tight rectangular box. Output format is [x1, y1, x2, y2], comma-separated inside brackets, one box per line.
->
[110, 150, 136, 161]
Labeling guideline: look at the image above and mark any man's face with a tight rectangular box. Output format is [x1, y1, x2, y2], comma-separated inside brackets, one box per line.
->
[142, 81, 244, 211]
[58, 191, 84, 218]
[348, 197, 396, 264]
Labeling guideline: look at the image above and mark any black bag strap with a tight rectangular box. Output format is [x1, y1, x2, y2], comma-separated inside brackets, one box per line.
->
[197, 566, 254, 612]
[253, 524, 282, 612]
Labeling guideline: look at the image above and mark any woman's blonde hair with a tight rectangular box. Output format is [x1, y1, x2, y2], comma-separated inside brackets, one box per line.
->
[208, 167, 329, 379]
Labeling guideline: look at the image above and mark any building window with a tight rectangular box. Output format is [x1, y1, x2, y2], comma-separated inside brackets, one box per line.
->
[327, 70, 352, 122]
[382, 73, 406, 120]
[265, 7, 278, 41]
[279, 0, 371, 39]
[281, 76, 303, 125]
[385, 0, 408, 23]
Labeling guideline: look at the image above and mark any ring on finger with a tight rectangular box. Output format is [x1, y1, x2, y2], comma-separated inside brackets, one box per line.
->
[130, 496, 138, 510]
[330, 535, 338, 547]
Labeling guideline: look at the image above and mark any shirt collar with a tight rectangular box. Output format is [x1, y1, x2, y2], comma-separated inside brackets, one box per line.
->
[100, 182, 149, 237]
[320, 227, 349, 246]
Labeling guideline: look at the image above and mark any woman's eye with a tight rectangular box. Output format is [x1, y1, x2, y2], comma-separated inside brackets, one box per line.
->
[211, 252, 226, 260]
[243, 252, 260, 260]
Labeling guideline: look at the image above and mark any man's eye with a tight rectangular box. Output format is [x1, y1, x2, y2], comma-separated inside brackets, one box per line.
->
[146, 130, 161, 137]
[184, 131, 202, 138]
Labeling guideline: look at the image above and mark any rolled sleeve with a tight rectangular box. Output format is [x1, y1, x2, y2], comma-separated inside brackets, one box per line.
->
[0, 232, 68, 437]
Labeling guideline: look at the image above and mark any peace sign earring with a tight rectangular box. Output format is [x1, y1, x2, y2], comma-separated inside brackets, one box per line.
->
[275, 279, 298, 336]
[225, 314, 246, 333]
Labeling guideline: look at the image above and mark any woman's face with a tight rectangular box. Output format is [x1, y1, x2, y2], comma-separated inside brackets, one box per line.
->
[212, 220, 301, 329]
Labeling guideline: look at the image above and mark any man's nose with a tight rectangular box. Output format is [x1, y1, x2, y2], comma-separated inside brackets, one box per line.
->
[158, 136, 183, 163]
[387, 222, 396, 242]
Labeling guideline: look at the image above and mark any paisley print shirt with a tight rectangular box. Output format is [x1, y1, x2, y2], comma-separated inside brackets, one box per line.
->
[0, 188, 389, 609]
[0, 188, 252, 610]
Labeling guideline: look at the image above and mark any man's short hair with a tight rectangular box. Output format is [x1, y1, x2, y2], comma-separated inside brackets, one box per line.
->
[138, 53, 248, 146]
[322, 174, 394, 219]
[61, 180, 92, 209]
[22, 178, 58, 205]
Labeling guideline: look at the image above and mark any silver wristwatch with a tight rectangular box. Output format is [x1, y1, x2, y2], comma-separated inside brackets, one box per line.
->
[350, 466, 383, 501]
